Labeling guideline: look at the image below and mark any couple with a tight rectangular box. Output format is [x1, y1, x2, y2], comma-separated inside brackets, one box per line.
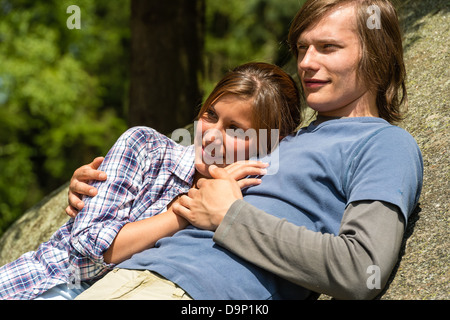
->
[1, 0, 422, 300]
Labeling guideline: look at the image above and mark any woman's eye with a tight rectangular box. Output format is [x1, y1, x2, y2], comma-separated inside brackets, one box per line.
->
[203, 109, 217, 120]
[227, 127, 247, 140]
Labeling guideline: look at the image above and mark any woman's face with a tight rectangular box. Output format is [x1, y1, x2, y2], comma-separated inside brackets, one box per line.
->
[194, 94, 256, 178]
[296, 4, 378, 118]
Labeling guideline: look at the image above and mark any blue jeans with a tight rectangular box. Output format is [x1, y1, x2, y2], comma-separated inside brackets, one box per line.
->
[34, 282, 91, 300]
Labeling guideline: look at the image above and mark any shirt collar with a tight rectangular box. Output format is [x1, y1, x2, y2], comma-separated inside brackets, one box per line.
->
[167, 144, 196, 185]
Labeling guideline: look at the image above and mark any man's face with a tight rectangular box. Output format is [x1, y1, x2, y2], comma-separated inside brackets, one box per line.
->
[296, 4, 376, 118]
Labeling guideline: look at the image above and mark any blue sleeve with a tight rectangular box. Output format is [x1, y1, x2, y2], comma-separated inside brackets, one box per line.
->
[345, 126, 423, 223]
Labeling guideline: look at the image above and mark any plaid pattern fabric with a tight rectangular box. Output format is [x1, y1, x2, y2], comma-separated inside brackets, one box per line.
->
[0, 127, 195, 299]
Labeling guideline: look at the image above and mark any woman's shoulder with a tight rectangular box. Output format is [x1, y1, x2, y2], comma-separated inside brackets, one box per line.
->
[122, 126, 166, 140]
[117, 126, 177, 149]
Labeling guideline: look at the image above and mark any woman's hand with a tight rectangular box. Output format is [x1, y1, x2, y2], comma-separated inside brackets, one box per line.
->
[65, 157, 107, 218]
[221, 160, 268, 189]
[173, 161, 268, 230]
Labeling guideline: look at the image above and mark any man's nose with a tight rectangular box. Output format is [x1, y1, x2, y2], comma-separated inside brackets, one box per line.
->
[299, 46, 320, 72]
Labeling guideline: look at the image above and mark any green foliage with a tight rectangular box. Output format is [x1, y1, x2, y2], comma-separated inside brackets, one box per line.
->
[203, 0, 306, 94]
[0, 0, 306, 237]
[0, 0, 129, 235]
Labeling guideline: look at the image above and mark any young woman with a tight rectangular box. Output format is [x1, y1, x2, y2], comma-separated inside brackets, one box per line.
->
[0, 62, 301, 300]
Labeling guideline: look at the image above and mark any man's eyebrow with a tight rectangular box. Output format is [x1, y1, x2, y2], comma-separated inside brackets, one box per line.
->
[298, 37, 342, 45]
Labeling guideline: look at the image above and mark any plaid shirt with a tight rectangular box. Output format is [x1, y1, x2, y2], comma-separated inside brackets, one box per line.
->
[0, 127, 195, 299]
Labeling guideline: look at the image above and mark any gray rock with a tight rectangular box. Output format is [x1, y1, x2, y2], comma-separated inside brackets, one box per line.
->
[0, 183, 70, 266]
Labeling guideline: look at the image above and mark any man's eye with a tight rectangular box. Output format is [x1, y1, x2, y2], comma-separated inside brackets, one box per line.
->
[323, 44, 339, 50]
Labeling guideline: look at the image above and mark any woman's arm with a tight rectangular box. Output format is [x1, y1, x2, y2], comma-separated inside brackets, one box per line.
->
[103, 199, 188, 264]
[69, 127, 192, 281]
[66, 160, 267, 219]
[68, 158, 267, 265]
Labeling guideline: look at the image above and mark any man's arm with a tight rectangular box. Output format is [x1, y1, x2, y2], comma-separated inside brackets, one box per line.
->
[213, 199, 404, 300]
[66, 157, 106, 218]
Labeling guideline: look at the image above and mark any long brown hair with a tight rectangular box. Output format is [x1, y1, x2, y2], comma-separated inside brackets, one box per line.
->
[288, 0, 407, 124]
[197, 62, 301, 152]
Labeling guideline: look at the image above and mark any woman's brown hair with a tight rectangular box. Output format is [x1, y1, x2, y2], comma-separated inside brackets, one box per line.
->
[197, 62, 301, 152]
[288, 0, 407, 124]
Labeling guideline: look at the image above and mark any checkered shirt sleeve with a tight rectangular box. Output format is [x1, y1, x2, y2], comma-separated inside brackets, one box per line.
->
[69, 126, 195, 280]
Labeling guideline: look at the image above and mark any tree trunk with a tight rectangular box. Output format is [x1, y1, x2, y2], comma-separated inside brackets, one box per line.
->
[129, 0, 205, 134]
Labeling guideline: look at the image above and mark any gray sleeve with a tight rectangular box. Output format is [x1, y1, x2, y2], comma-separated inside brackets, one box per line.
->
[213, 200, 405, 300]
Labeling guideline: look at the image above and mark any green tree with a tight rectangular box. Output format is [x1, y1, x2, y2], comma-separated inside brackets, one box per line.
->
[0, 0, 306, 238]
[0, 0, 129, 235]
[128, 0, 205, 133]
[203, 0, 305, 93]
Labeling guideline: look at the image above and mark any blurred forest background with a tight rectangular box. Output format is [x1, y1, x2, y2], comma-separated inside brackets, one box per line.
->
[0, 0, 305, 237]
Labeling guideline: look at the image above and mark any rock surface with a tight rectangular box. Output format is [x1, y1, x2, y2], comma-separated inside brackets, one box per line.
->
[378, 0, 449, 300]
[0, 183, 70, 265]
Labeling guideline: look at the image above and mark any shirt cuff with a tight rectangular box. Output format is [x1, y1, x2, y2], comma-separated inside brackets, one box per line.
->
[71, 219, 127, 265]
[214, 199, 247, 243]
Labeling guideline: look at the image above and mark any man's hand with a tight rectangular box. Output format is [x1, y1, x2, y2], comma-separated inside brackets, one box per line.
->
[173, 164, 253, 231]
[65, 157, 106, 218]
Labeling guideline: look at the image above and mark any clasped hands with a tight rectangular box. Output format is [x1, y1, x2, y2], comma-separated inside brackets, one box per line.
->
[66, 158, 268, 231]
[173, 161, 267, 230]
